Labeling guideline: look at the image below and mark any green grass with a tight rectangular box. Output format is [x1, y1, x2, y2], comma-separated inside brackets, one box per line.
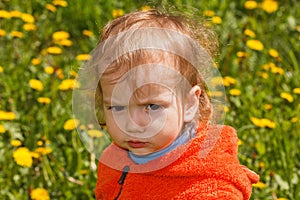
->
[0, 0, 299, 199]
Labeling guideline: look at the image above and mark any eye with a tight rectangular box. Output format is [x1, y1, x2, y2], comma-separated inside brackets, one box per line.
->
[146, 104, 163, 111]
[107, 106, 126, 112]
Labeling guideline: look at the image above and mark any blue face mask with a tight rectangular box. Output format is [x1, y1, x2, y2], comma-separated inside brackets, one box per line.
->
[128, 122, 196, 165]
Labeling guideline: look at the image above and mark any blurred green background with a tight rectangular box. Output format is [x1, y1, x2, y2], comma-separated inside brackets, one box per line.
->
[0, 0, 299, 199]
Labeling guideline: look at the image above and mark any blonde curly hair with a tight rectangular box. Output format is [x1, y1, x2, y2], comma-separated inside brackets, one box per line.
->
[96, 9, 219, 125]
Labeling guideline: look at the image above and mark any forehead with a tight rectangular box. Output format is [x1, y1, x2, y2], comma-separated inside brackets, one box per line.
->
[100, 50, 179, 82]
[101, 64, 184, 100]
[100, 50, 186, 89]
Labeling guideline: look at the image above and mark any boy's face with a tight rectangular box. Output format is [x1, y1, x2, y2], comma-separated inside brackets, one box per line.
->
[100, 65, 196, 155]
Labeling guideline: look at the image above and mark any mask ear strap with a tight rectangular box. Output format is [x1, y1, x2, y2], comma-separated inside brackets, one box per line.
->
[183, 85, 201, 122]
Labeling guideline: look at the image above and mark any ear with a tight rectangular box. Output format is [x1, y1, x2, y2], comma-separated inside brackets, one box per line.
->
[183, 85, 201, 122]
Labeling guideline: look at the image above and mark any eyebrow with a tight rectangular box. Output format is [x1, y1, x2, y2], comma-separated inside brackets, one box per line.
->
[102, 92, 174, 106]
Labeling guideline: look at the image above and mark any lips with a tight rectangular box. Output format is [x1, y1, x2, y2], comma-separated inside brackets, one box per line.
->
[128, 141, 147, 148]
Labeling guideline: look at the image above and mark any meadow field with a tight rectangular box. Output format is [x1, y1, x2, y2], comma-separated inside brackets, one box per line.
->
[0, 0, 299, 199]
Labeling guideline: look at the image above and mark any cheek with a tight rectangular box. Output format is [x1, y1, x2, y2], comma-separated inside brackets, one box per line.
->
[165, 106, 183, 126]
[104, 112, 119, 134]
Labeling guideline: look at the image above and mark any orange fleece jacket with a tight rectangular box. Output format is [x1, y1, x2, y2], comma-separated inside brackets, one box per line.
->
[95, 125, 259, 200]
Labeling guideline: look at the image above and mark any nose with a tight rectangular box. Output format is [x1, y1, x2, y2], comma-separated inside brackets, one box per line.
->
[125, 107, 150, 133]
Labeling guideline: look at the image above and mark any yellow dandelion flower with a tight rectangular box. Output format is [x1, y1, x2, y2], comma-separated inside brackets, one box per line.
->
[238, 139, 243, 146]
[261, 0, 279, 13]
[0, 10, 11, 18]
[30, 152, 40, 159]
[270, 66, 284, 75]
[141, 5, 151, 11]
[21, 13, 35, 23]
[37, 97, 51, 104]
[56, 39, 72, 47]
[293, 88, 300, 94]
[236, 51, 248, 58]
[46, 4, 57, 12]
[87, 129, 104, 138]
[269, 62, 276, 68]
[69, 70, 77, 77]
[277, 198, 288, 200]
[244, 29, 256, 38]
[223, 76, 237, 87]
[10, 139, 22, 147]
[207, 91, 224, 98]
[250, 117, 262, 127]
[224, 106, 230, 113]
[46, 46, 62, 54]
[264, 104, 272, 110]
[0, 29, 6, 37]
[10, 10, 22, 18]
[30, 188, 50, 200]
[280, 92, 294, 102]
[37, 140, 43, 146]
[40, 49, 48, 56]
[258, 72, 269, 79]
[63, 119, 79, 131]
[76, 54, 91, 61]
[259, 162, 265, 168]
[261, 118, 276, 128]
[212, 16, 222, 24]
[246, 39, 264, 51]
[112, 9, 124, 18]
[44, 66, 54, 75]
[0, 110, 17, 120]
[13, 147, 33, 167]
[291, 117, 298, 123]
[0, 66, 3, 73]
[229, 89, 241, 96]
[56, 68, 64, 79]
[80, 169, 89, 175]
[35, 147, 52, 155]
[10, 31, 24, 38]
[52, 0, 68, 7]
[204, 10, 215, 17]
[222, 79, 231, 87]
[23, 23, 37, 31]
[82, 30, 93, 37]
[244, 1, 258, 10]
[52, 31, 70, 41]
[58, 79, 79, 90]
[31, 58, 42, 65]
[250, 117, 276, 128]
[29, 79, 44, 91]
[0, 124, 6, 133]
[262, 63, 270, 70]
[252, 181, 267, 188]
[269, 48, 279, 58]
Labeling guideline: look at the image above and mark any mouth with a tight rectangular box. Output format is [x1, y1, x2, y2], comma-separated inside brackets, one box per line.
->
[127, 140, 148, 148]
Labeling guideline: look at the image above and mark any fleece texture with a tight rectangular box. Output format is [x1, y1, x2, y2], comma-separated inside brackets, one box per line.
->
[95, 124, 259, 200]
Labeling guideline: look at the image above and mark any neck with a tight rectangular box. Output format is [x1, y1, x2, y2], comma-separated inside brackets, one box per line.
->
[128, 122, 196, 164]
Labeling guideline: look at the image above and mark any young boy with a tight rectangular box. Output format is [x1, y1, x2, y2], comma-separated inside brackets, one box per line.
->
[74, 9, 259, 199]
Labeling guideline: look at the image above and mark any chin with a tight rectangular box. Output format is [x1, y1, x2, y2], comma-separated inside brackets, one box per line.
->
[130, 149, 153, 156]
